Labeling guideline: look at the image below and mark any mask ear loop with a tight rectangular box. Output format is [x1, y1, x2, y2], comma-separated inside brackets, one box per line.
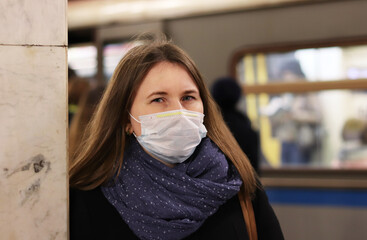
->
[129, 112, 141, 123]
[128, 112, 140, 138]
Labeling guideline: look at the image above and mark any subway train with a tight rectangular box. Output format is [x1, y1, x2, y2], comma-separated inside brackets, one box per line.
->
[68, 1, 367, 239]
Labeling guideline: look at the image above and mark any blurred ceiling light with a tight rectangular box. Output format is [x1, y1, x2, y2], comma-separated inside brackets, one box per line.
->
[68, 0, 306, 29]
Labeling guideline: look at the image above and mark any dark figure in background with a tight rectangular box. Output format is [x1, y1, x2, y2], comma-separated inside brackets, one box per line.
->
[211, 77, 260, 174]
[69, 85, 106, 159]
[68, 76, 90, 125]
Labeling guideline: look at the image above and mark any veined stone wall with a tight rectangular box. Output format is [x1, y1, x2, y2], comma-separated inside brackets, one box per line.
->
[0, 1, 68, 239]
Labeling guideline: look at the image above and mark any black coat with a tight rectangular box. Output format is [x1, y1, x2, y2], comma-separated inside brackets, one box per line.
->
[70, 186, 283, 240]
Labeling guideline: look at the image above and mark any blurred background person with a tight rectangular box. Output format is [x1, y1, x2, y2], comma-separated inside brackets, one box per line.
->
[69, 84, 106, 159]
[68, 75, 90, 125]
[211, 77, 260, 174]
[262, 60, 322, 166]
[339, 118, 367, 168]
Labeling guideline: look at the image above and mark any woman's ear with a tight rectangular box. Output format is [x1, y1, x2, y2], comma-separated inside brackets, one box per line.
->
[125, 123, 133, 135]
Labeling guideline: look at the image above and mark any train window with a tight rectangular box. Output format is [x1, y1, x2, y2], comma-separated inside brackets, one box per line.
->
[245, 90, 367, 169]
[236, 46, 367, 84]
[231, 39, 367, 169]
[68, 44, 97, 78]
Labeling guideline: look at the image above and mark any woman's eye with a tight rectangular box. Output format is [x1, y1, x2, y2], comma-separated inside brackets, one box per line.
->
[151, 98, 164, 103]
[182, 96, 195, 101]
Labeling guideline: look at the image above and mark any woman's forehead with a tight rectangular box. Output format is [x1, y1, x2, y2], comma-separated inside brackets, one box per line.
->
[137, 62, 199, 94]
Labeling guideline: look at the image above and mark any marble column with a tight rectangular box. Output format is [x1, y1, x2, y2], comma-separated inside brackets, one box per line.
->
[0, 1, 67, 239]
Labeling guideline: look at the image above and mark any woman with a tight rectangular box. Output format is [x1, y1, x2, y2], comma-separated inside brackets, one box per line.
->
[69, 36, 284, 240]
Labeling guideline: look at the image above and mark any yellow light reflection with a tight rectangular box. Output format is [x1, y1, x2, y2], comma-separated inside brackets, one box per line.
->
[256, 53, 281, 167]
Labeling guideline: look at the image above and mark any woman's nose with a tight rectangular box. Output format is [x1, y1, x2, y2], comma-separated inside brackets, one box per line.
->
[168, 100, 183, 111]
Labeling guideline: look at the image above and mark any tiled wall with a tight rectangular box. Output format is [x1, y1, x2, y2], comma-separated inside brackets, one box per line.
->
[0, 0, 67, 239]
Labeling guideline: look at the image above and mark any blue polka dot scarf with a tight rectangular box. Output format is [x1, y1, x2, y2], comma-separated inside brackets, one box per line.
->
[102, 137, 242, 240]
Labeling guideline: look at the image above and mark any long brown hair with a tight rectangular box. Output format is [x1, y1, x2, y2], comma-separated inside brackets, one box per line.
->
[69, 36, 257, 198]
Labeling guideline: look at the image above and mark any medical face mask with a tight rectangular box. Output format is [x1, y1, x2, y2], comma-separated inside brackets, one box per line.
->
[129, 109, 207, 164]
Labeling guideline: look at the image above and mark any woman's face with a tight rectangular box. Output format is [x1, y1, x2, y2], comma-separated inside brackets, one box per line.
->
[128, 61, 204, 136]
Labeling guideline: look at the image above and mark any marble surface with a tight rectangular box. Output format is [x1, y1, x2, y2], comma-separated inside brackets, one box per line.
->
[0, 45, 67, 239]
[0, 0, 67, 46]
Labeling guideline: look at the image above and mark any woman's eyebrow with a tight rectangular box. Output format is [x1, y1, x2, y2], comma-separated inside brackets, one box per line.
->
[147, 91, 167, 98]
[183, 89, 199, 94]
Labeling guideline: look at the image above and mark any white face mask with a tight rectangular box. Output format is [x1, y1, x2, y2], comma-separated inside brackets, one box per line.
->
[129, 109, 207, 164]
